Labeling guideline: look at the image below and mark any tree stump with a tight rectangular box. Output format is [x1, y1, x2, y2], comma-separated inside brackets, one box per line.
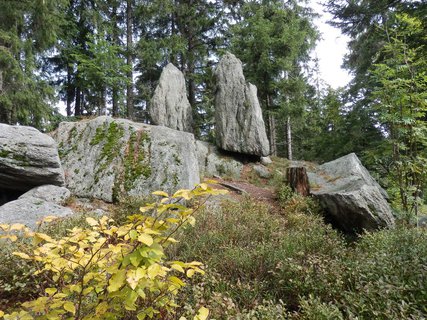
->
[286, 167, 310, 196]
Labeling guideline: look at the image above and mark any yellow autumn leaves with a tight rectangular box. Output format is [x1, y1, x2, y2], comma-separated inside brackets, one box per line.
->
[0, 183, 226, 320]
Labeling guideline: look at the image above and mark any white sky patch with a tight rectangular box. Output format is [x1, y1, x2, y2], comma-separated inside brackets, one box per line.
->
[310, 0, 352, 89]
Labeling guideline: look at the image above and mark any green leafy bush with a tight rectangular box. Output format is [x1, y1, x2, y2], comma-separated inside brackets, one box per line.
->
[172, 194, 427, 319]
[171, 196, 345, 314]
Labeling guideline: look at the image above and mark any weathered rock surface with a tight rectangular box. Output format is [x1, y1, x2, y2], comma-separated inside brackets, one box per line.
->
[53, 116, 200, 202]
[261, 156, 272, 166]
[215, 52, 270, 157]
[19, 185, 71, 205]
[0, 123, 64, 191]
[253, 164, 271, 179]
[0, 197, 74, 229]
[196, 141, 243, 179]
[306, 153, 395, 233]
[149, 63, 193, 132]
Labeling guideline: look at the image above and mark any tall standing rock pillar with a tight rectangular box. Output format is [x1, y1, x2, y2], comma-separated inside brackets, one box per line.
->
[214, 52, 270, 157]
[149, 63, 193, 132]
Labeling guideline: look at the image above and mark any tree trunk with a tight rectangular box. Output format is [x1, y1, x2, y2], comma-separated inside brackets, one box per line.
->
[75, 87, 81, 116]
[66, 64, 74, 116]
[111, 3, 119, 117]
[126, 0, 134, 120]
[287, 116, 293, 160]
[268, 113, 277, 156]
[286, 167, 310, 196]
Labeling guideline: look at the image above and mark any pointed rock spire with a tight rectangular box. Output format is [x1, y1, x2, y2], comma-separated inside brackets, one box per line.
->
[149, 63, 193, 132]
[215, 52, 270, 156]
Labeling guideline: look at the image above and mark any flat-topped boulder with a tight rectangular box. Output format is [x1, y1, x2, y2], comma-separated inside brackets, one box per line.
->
[19, 184, 71, 205]
[0, 197, 74, 230]
[214, 52, 270, 157]
[52, 116, 200, 202]
[0, 123, 64, 192]
[305, 153, 395, 233]
[149, 63, 193, 132]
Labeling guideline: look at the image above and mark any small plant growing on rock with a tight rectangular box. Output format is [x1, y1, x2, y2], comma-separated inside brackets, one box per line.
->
[0, 183, 225, 320]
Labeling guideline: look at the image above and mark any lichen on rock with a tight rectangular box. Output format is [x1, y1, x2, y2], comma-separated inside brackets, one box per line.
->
[53, 116, 200, 202]
[214, 52, 270, 157]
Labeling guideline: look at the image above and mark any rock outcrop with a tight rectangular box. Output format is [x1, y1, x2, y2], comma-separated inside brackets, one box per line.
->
[149, 63, 193, 132]
[0, 123, 64, 192]
[53, 116, 200, 202]
[19, 185, 71, 205]
[196, 141, 243, 179]
[306, 153, 395, 233]
[0, 196, 74, 230]
[0, 184, 73, 229]
[214, 52, 270, 157]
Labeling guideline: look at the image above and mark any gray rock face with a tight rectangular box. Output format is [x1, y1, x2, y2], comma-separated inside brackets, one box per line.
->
[215, 52, 270, 156]
[307, 153, 395, 233]
[260, 156, 272, 166]
[19, 185, 71, 205]
[0, 197, 74, 230]
[53, 116, 200, 202]
[196, 141, 243, 179]
[149, 63, 193, 132]
[0, 123, 64, 191]
[253, 164, 271, 179]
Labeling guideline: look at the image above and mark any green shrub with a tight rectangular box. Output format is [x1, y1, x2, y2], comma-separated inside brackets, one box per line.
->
[0, 239, 39, 309]
[276, 184, 322, 216]
[339, 227, 427, 319]
[171, 197, 346, 312]
[296, 295, 344, 320]
[172, 194, 427, 319]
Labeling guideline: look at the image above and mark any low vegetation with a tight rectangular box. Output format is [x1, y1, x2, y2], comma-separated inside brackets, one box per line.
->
[170, 184, 427, 319]
[0, 184, 225, 320]
[1, 182, 426, 319]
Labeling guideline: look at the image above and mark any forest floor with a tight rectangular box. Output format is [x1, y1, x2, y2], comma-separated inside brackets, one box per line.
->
[201, 160, 284, 212]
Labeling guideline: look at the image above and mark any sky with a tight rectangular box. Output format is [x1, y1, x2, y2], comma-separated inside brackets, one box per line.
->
[310, 1, 352, 89]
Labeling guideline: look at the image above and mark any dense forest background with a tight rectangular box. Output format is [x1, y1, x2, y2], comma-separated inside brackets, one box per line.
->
[0, 0, 426, 215]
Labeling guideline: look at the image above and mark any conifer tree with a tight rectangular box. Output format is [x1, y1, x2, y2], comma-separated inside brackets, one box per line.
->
[0, 0, 67, 129]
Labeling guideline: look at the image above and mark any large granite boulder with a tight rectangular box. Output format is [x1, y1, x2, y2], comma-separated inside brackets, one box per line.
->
[306, 153, 395, 233]
[52, 116, 200, 202]
[196, 141, 243, 179]
[0, 123, 64, 192]
[19, 185, 71, 205]
[149, 63, 193, 132]
[0, 196, 74, 230]
[215, 52, 269, 157]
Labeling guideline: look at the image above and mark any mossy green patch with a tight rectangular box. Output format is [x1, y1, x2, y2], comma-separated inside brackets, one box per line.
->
[12, 154, 30, 166]
[0, 149, 28, 165]
[92, 121, 125, 176]
[173, 153, 182, 165]
[123, 130, 151, 191]
[68, 127, 78, 143]
[112, 129, 152, 202]
[0, 149, 11, 158]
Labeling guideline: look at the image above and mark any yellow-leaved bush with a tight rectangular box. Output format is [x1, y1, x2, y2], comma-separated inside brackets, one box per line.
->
[0, 183, 226, 320]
